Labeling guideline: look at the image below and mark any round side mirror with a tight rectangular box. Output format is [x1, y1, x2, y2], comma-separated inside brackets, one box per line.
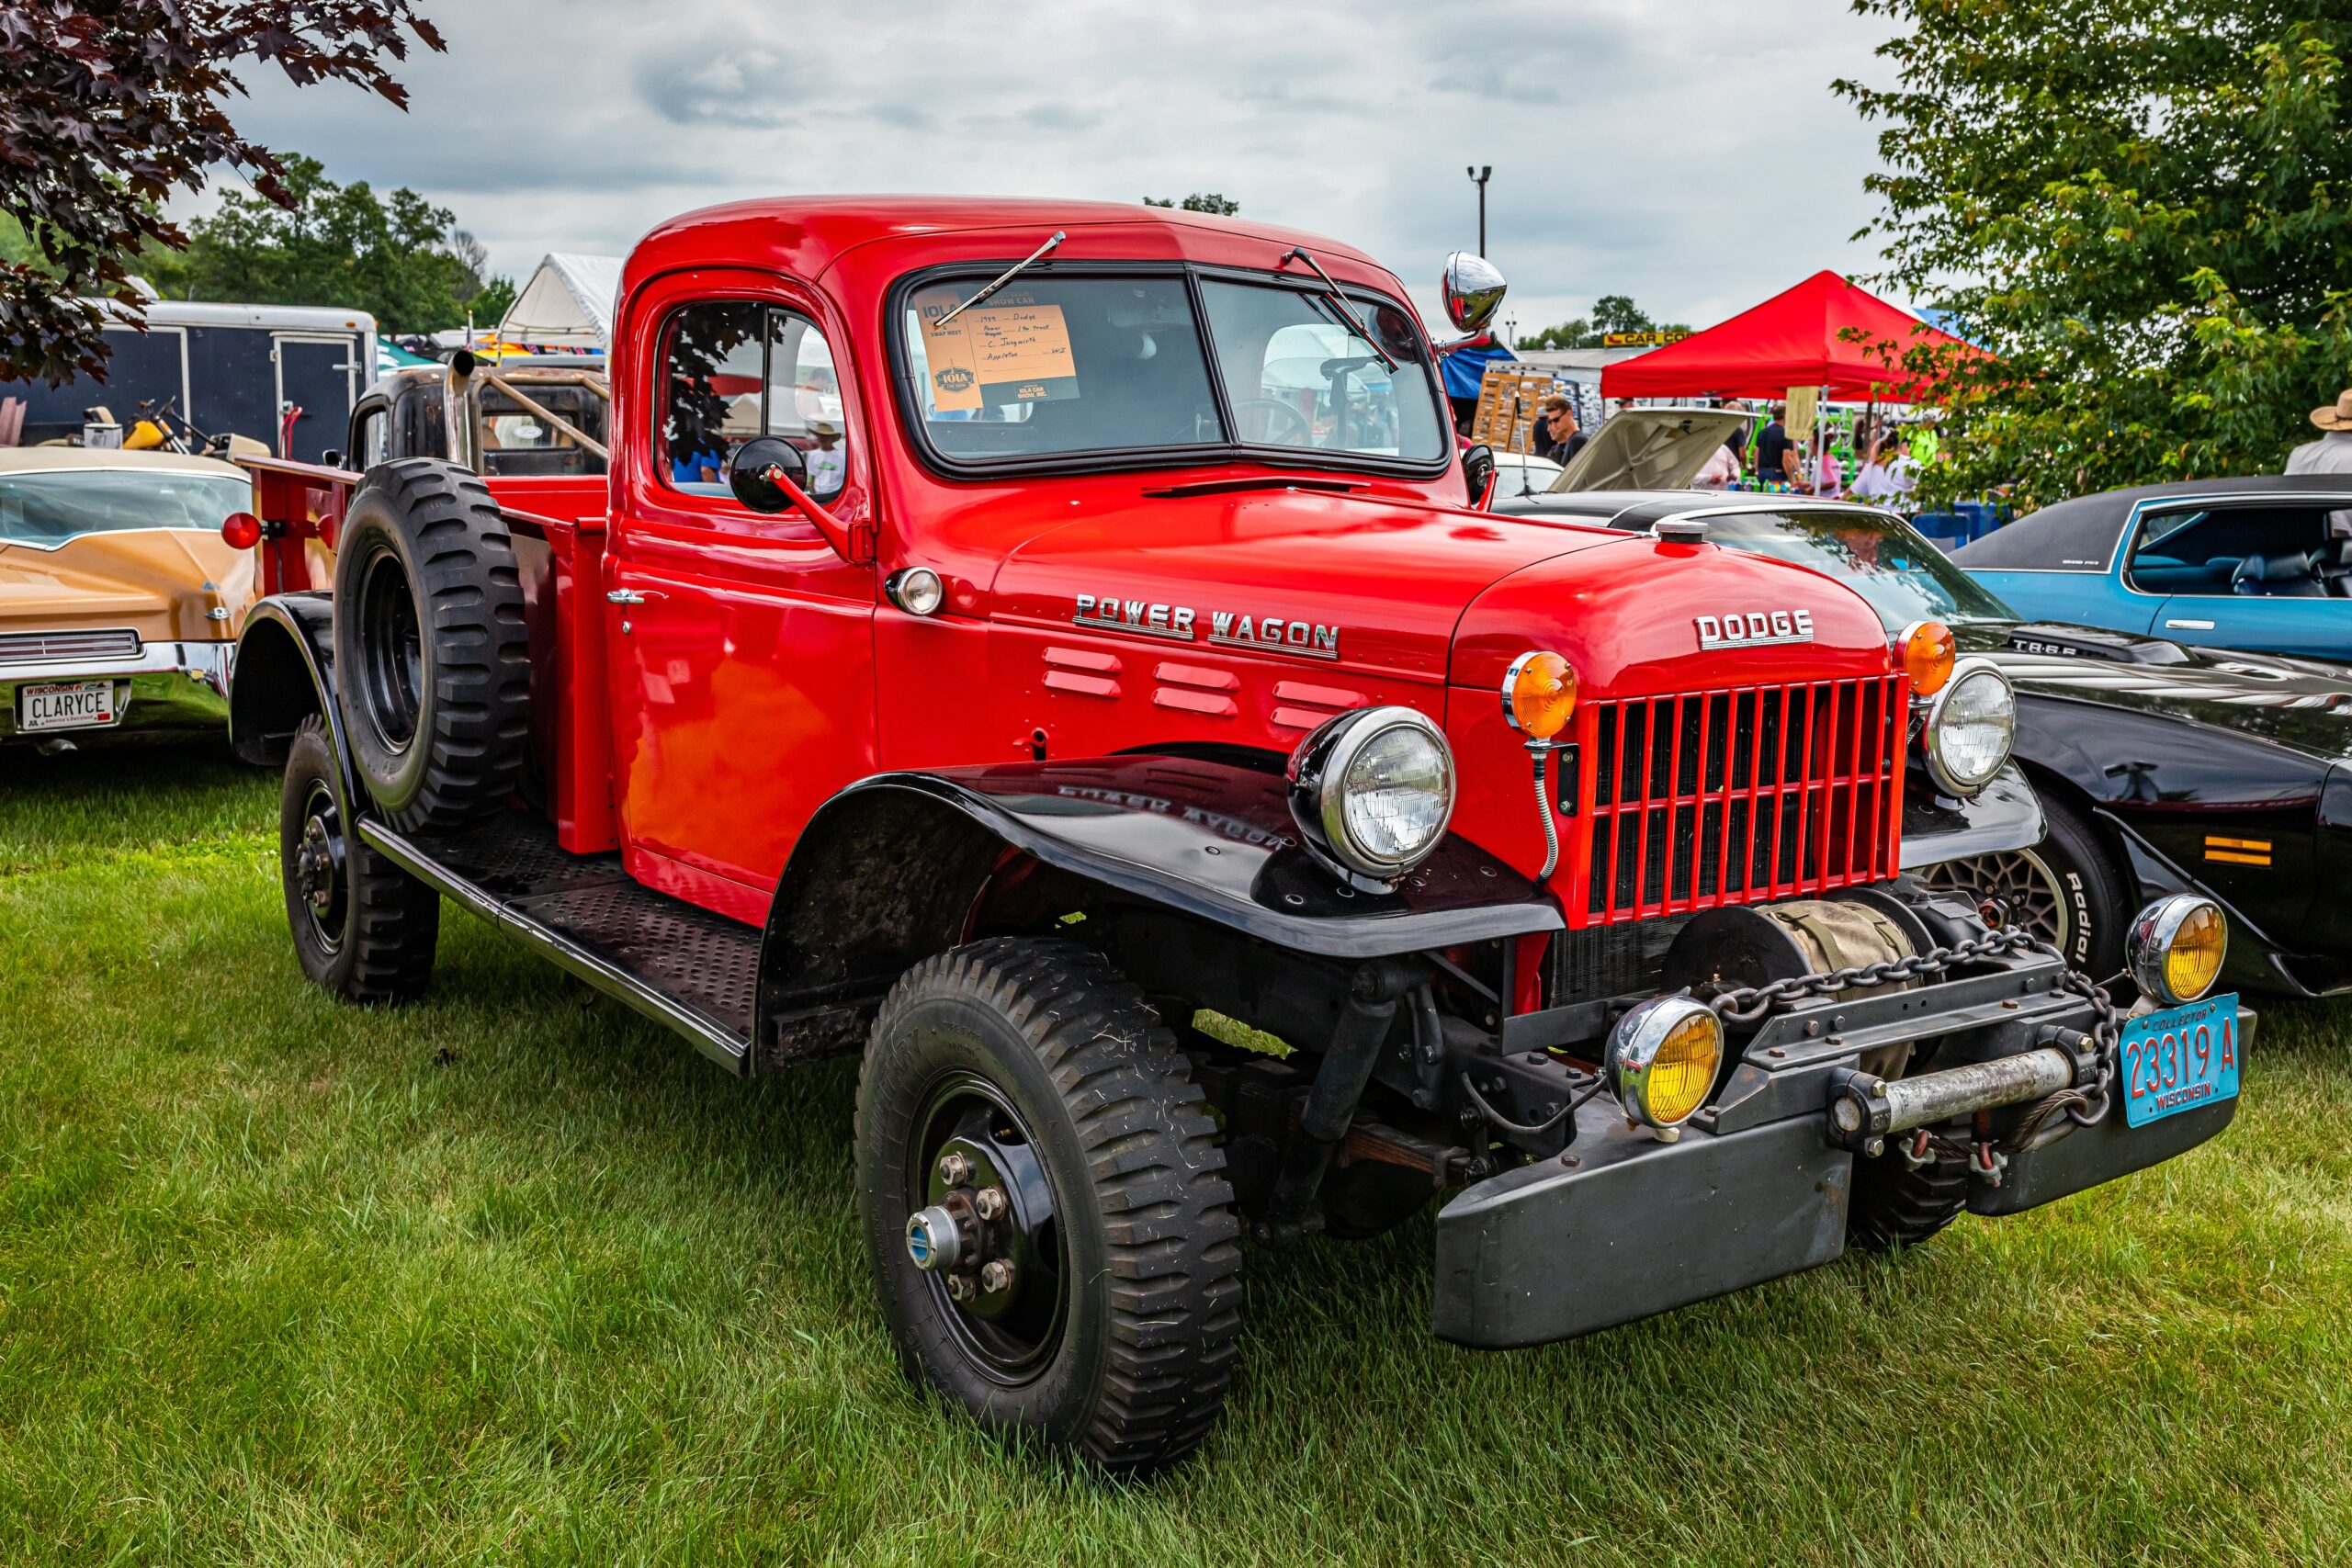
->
[319, 449, 346, 470]
[1462, 443, 1497, 506]
[1442, 253, 1508, 333]
[728, 435, 806, 514]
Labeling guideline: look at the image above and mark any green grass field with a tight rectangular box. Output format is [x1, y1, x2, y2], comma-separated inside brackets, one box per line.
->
[4, 744, 2350, 1565]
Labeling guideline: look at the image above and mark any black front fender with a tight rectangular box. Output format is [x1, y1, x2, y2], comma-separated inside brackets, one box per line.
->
[1899, 761, 2044, 870]
[228, 593, 345, 773]
[753, 752, 1561, 1066]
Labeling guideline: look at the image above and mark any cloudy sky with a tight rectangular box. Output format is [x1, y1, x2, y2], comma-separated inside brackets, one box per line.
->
[218, 0, 1905, 336]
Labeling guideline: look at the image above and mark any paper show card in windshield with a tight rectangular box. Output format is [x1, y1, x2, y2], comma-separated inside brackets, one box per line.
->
[914, 288, 1080, 412]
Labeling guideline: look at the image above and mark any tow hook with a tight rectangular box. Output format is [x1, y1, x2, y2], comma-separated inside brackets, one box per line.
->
[1972, 1142, 2009, 1188]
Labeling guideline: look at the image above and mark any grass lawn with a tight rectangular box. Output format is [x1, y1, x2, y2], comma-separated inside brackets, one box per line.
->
[3, 744, 2350, 1565]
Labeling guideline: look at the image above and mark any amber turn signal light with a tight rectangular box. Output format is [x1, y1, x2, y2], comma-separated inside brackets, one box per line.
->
[1895, 619, 1957, 697]
[1501, 650, 1577, 740]
[220, 512, 264, 550]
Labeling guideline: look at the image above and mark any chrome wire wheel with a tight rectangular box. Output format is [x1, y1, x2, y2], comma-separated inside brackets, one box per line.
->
[1922, 847, 2070, 953]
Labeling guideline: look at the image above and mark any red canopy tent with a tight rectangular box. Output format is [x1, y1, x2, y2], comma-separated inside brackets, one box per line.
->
[1599, 270, 1972, 402]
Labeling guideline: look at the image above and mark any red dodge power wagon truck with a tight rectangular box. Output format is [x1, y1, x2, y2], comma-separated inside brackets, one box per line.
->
[222, 197, 2248, 1472]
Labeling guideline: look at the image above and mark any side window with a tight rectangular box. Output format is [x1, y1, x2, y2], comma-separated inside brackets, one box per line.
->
[354, 407, 388, 468]
[658, 301, 849, 502]
[2125, 505, 2334, 595]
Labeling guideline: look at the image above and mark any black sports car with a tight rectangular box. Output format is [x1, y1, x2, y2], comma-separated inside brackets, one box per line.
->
[1493, 486, 2352, 997]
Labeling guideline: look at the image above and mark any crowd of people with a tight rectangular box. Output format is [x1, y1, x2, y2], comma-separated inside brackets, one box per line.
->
[1522, 391, 1923, 499]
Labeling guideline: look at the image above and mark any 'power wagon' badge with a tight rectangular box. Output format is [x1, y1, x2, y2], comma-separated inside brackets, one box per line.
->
[1695, 608, 1814, 650]
[1072, 594, 1340, 660]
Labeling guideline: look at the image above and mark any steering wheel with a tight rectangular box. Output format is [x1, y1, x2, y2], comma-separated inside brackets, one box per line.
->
[1231, 398, 1313, 446]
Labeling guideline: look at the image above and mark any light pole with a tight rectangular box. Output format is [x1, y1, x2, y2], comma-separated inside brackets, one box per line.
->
[1467, 165, 1491, 257]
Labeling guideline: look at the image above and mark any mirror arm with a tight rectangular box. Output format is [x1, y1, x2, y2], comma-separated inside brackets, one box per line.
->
[761, 464, 867, 562]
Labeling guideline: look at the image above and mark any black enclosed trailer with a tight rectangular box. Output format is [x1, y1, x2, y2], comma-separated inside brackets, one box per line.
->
[4, 300, 376, 465]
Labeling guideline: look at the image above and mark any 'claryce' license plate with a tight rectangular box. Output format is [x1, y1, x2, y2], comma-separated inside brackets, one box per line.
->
[2119, 993, 2241, 1128]
[17, 680, 118, 732]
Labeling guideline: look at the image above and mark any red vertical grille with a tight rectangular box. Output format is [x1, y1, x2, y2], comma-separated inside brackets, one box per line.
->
[1568, 675, 1906, 926]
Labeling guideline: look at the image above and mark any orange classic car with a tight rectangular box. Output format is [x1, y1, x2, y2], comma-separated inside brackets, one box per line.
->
[0, 447, 256, 746]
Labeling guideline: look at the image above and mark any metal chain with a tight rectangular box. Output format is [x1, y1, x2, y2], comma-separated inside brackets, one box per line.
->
[1703, 927, 2124, 1154]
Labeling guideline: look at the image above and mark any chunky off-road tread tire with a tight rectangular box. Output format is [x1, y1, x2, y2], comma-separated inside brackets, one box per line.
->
[280, 716, 440, 1004]
[1847, 1148, 1969, 1252]
[855, 937, 1242, 1474]
[333, 457, 529, 833]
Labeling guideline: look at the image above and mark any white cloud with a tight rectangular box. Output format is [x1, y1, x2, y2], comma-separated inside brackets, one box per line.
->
[216, 0, 1902, 333]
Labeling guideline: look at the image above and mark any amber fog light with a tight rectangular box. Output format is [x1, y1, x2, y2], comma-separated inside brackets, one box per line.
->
[1605, 996, 1724, 1137]
[2130, 895, 2227, 1003]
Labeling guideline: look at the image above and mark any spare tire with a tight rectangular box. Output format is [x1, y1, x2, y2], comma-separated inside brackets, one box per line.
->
[333, 458, 530, 832]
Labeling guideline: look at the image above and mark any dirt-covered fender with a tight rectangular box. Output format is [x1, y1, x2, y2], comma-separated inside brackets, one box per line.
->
[752, 752, 1561, 1066]
[228, 592, 356, 796]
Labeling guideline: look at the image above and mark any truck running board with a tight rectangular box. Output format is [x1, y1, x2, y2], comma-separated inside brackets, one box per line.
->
[358, 812, 759, 1074]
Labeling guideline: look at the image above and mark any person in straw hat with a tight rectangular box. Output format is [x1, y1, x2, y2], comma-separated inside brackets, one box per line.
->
[2288, 389, 2352, 476]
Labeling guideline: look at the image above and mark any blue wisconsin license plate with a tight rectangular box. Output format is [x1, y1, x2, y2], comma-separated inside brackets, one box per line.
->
[2119, 993, 2241, 1128]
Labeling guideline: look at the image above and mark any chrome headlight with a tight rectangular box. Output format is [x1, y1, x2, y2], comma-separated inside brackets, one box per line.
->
[1604, 996, 1724, 1137]
[1286, 705, 1455, 888]
[2129, 894, 2228, 1003]
[1921, 658, 2015, 796]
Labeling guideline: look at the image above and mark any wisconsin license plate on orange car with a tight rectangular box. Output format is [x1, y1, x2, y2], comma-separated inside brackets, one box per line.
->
[17, 680, 118, 732]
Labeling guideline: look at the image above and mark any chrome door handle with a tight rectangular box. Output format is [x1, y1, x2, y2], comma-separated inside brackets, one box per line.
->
[606, 589, 662, 605]
[2165, 618, 2215, 630]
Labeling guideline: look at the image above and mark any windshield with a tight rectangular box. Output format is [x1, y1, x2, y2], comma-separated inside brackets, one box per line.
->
[0, 469, 252, 548]
[1695, 508, 2019, 629]
[898, 270, 1445, 469]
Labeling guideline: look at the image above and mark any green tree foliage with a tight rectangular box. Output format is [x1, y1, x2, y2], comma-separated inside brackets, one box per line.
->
[1839, 2, 2352, 508]
[1143, 194, 1242, 214]
[152, 157, 516, 334]
[0, 0, 442, 384]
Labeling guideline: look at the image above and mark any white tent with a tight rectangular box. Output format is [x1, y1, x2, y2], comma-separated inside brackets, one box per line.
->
[497, 253, 623, 348]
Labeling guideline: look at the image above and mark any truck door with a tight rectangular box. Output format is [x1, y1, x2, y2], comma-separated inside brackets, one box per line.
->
[274, 333, 361, 463]
[602, 279, 876, 916]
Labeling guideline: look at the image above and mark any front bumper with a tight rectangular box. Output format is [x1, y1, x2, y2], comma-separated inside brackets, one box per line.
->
[0, 639, 233, 742]
[1433, 951, 2248, 1348]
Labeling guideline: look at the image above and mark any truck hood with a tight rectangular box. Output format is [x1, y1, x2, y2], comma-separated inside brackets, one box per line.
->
[990, 486, 1895, 694]
[0, 529, 255, 644]
[1969, 619, 2352, 762]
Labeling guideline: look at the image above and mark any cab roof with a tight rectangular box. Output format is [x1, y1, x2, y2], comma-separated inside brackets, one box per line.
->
[623, 196, 1391, 298]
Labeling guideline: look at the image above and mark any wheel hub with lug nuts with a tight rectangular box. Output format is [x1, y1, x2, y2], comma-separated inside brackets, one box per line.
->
[301, 816, 339, 916]
[902, 1085, 1066, 1380]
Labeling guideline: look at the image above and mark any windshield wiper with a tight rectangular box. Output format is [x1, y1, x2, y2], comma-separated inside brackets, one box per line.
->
[931, 230, 1066, 332]
[1280, 245, 1398, 371]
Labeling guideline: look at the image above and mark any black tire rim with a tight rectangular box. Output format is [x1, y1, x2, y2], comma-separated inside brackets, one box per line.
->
[294, 777, 349, 954]
[906, 1069, 1069, 1385]
[1921, 848, 2071, 954]
[354, 546, 424, 754]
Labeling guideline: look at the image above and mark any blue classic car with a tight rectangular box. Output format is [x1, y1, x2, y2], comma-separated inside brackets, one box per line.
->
[1954, 475, 2352, 660]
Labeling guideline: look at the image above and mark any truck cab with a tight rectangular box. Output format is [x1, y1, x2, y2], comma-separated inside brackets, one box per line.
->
[222, 198, 2247, 1474]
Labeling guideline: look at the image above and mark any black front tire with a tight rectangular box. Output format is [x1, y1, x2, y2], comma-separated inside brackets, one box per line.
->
[280, 716, 440, 1003]
[1921, 788, 2131, 979]
[332, 458, 530, 833]
[855, 938, 1242, 1474]
[1847, 1145, 1970, 1252]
